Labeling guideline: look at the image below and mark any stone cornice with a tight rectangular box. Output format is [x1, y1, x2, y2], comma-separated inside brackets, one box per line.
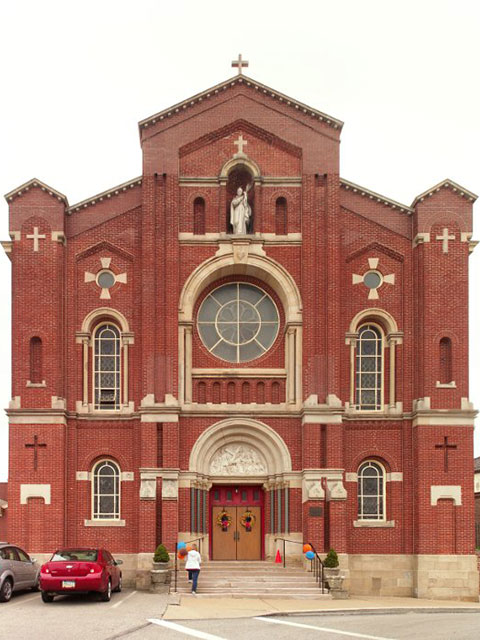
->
[138, 75, 343, 133]
[412, 179, 478, 207]
[4, 178, 68, 206]
[340, 179, 414, 214]
[67, 177, 143, 214]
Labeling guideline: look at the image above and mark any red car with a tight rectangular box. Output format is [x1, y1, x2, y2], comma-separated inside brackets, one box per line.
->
[39, 548, 122, 602]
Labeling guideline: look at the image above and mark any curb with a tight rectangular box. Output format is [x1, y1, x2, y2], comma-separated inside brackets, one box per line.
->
[268, 606, 480, 617]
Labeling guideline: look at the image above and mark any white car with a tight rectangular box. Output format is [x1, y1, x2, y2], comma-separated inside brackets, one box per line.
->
[0, 543, 40, 602]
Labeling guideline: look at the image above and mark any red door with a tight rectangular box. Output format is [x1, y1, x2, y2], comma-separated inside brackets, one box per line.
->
[210, 485, 264, 560]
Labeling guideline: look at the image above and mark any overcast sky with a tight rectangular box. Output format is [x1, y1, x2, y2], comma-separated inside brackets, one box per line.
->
[1, 0, 479, 481]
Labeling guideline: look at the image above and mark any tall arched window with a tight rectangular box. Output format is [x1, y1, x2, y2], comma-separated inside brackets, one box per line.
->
[357, 460, 385, 520]
[94, 323, 121, 410]
[439, 337, 452, 383]
[92, 459, 120, 520]
[275, 197, 287, 235]
[29, 337, 43, 383]
[355, 324, 383, 411]
[193, 197, 205, 235]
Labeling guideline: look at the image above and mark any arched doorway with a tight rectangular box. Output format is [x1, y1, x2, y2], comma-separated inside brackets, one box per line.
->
[189, 418, 292, 561]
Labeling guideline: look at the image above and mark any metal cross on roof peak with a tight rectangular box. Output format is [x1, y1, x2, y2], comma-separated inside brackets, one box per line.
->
[232, 54, 249, 75]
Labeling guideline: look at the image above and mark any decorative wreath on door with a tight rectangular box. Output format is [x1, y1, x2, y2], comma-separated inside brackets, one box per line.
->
[216, 510, 232, 531]
[240, 510, 256, 532]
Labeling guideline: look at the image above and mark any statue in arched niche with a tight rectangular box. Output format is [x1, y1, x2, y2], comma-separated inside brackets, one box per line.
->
[227, 165, 254, 234]
[230, 185, 252, 235]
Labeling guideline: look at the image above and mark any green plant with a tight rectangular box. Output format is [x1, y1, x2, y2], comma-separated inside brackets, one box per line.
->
[324, 548, 339, 568]
[153, 544, 169, 563]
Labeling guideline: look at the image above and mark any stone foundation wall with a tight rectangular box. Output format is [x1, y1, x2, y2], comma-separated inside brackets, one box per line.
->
[345, 554, 479, 601]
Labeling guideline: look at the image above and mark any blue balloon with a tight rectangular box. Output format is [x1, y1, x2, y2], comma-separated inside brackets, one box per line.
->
[305, 550, 315, 560]
[178, 542, 187, 549]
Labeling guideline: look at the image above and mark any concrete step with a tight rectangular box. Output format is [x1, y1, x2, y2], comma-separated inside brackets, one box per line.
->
[172, 560, 328, 598]
[180, 593, 331, 599]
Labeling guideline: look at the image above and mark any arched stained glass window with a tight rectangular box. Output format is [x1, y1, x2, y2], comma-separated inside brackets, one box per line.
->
[355, 324, 383, 411]
[357, 461, 385, 520]
[92, 459, 120, 520]
[94, 323, 121, 410]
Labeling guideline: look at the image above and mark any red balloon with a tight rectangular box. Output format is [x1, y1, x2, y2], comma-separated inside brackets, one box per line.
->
[179, 547, 187, 557]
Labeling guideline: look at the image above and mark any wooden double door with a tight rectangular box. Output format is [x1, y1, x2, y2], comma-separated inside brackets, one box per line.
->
[210, 486, 263, 560]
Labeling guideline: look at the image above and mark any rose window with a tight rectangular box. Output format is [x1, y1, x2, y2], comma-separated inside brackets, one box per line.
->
[197, 283, 279, 362]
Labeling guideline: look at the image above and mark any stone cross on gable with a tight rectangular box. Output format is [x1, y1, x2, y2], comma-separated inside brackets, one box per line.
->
[234, 134, 248, 156]
[232, 54, 249, 75]
[26, 227, 46, 252]
[436, 228, 455, 254]
[25, 435, 47, 471]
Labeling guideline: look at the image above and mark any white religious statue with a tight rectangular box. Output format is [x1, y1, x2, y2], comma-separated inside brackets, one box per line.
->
[230, 185, 252, 234]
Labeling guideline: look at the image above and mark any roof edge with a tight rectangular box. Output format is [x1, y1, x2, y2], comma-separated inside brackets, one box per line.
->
[412, 179, 478, 207]
[5, 178, 68, 206]
[68, 177, 143, 215]
[139, 75, 344, 132]
[340, 178, 414, 214]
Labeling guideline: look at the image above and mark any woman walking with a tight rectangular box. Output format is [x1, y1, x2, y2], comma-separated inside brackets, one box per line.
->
[185, 544, 201, 594]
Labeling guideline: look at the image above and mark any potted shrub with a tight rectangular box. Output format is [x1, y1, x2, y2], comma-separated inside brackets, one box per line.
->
[323, 548, 340, 577]
[151, 544, 171, 593]
[153, 543, 170, 568]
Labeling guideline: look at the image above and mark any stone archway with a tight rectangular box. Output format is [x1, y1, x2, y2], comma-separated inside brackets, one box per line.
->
[189, 417, 292, 477]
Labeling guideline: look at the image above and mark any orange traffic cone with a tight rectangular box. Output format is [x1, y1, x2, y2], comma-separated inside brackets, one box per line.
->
[275, 549, 282, 563]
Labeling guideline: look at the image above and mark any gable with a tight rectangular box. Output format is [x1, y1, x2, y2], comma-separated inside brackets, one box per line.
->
[140, 78, 341, 175]
[179, 120, 302, 177]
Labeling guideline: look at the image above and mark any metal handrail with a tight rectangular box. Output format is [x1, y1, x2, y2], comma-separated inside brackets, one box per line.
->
[274, 537, 326, 593]
[274, 537, 304, 568]
[173, 536, 205, 593]
[306, 541, 325, 594]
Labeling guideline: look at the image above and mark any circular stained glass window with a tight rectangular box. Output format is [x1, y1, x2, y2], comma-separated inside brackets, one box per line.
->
[97, 270, 116, 289]
[363, 271, 382, 290]
[197, 283, 280, 363]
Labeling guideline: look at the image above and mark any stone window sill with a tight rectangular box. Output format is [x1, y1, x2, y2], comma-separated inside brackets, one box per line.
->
[353, 520, 395, 528]
[84, 519, 125, 527]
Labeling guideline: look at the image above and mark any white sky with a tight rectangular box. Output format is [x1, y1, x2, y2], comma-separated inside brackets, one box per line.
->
[1, 0, 480, 481]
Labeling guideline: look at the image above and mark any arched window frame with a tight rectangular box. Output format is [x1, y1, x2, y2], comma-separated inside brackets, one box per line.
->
[357, 460, 386, 521]
[275, 196, 287, 235]
[346, 310, 403, 414]
[76, 308, 134, 414]
[193, 196, 206, 235]
[437, 336, 454, 386]
[93, 322, 122, 410]
[91, 458, 121, 521]
[355, 323, 384, 412]
[27, 336, 46, 387]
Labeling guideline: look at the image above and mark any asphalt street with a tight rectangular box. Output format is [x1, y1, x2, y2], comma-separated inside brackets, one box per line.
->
[1, 591, 480, 640]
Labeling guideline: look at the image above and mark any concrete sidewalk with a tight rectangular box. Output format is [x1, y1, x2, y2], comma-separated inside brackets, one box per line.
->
[163, 594, 480, 620]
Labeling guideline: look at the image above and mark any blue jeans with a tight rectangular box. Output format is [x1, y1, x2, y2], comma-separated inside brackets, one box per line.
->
[189, 569, 200, 592]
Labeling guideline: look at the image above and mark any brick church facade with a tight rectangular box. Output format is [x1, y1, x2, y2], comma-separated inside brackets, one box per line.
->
[3, 63, 479, 598]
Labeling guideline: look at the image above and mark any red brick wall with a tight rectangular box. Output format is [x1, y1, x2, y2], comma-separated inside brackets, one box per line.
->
[5, 78, 475, 560]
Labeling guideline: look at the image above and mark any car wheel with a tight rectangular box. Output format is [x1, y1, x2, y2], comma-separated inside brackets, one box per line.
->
[41, 592, 54, 603]
[0, 578, 13, 603]
[114, 574, 122, 593]
[100, 579, 112, 602]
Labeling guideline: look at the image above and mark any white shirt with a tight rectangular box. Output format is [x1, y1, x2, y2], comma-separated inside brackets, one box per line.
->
[185, 549, 201, 570]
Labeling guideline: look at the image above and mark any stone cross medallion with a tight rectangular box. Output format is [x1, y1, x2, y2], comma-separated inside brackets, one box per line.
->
[436, 228, 455, 254]
[26, 227, 46, 252]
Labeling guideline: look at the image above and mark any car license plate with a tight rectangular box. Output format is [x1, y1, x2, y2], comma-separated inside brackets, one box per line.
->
[62, 580, 76, 588]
